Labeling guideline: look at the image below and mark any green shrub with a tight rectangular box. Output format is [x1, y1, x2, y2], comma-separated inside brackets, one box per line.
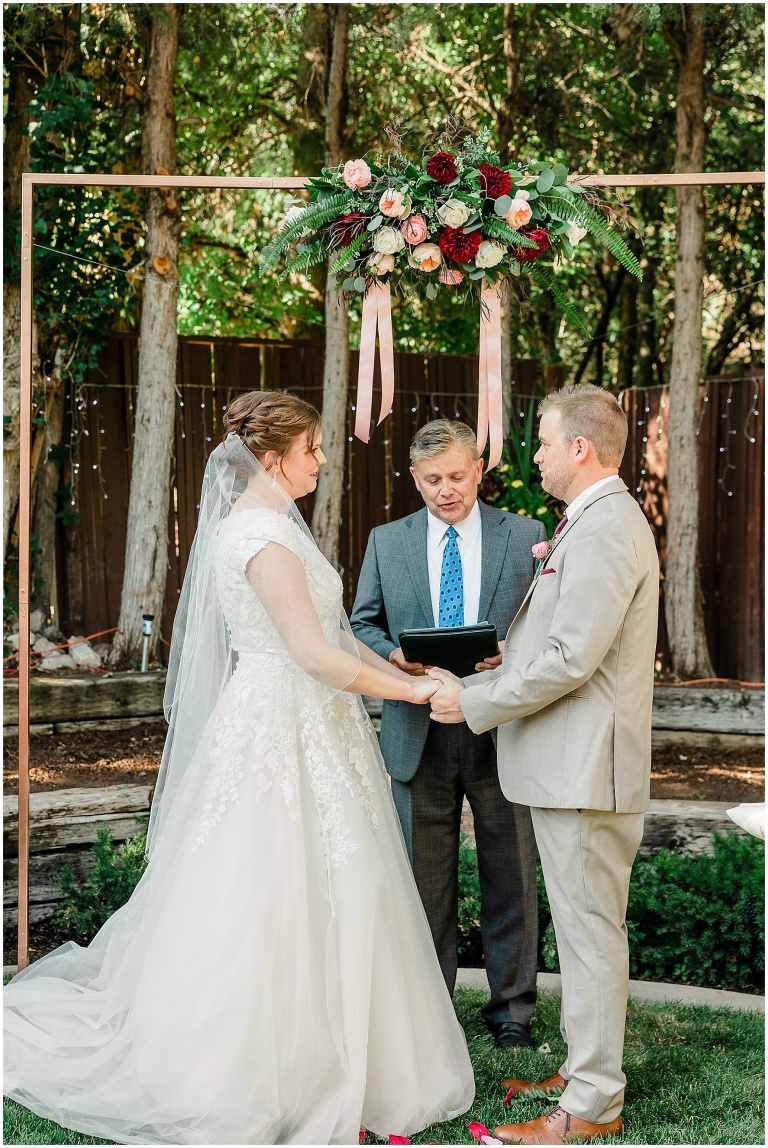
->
[627, 831, 765, 991]
[56, 827, 147, 942]
[458, 832, 483, 964]
[457, 831, 765, 992]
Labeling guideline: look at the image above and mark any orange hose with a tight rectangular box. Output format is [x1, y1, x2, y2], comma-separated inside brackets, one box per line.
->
[3, 626, 118, 662]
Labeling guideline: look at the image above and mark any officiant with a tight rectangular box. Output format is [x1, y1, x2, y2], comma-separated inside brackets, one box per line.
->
[351, 419, 544, 1048]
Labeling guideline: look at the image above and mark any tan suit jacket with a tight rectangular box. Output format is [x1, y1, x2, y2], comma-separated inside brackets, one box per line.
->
[459, 477, 659, 813]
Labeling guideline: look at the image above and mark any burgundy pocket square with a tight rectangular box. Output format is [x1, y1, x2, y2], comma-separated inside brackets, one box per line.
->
[541, 568, 556, 575]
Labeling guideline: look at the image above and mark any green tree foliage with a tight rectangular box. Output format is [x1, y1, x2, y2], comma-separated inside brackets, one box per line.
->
[6, 4, 763, 371]
[56, 827, 148, 942]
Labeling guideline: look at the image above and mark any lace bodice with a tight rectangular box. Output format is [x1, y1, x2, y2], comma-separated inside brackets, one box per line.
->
[214, 507, 344, 654]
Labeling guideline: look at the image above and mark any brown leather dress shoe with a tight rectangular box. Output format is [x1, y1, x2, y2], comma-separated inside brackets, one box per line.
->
[502, 1071, 566, 1104]
[493, 1104, 622, 1144]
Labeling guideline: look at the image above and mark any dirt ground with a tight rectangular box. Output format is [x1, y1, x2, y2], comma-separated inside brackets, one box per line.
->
[3, 721, 765, 801]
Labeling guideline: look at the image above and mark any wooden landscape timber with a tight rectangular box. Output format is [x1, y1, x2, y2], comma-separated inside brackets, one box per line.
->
[2, 783, 748, 927]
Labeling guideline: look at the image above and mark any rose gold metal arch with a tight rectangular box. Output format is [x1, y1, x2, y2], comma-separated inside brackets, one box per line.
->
[16, 167, 766, 969]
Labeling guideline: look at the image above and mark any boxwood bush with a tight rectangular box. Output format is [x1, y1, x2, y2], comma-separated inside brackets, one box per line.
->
[459, 831, 764, 993]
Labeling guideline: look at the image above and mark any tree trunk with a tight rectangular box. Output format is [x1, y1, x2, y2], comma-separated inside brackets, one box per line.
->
[110, 4, 181, 666]
[3, 33, 37, 570]
[498, 4, 521, 165]
[664, 6, 715, 680]
[31, 381, 65, 620]
[310, 5, 350, 569]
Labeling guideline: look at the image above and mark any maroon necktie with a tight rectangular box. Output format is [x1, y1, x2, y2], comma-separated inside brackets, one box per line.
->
[552, 513, 568, 539]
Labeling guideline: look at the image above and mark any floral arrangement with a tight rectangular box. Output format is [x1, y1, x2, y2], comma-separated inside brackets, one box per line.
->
[261, 125, 641, 333]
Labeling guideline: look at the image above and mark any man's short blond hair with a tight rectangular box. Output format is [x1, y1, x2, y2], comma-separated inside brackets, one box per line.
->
[538, 384, 628, 467]
[410, 419, 479, 465]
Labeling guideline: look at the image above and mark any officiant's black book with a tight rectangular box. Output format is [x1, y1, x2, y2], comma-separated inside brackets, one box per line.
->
[398, 621, 499, 679]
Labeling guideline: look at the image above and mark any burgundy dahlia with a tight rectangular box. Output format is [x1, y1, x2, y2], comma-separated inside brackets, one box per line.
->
[478, 164, 512, 200]
[516, 227, 550, 263]
[426, 151, 458, 186]
[329, 211, 368, 248]
[438, 225, 482, 264]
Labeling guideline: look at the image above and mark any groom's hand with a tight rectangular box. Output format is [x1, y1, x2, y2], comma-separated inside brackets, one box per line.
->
[427, 667, 466, 723]
[389, 647, 427, 676]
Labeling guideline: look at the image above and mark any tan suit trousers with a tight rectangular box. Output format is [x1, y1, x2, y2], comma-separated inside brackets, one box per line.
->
[531, 807, 645, 1124]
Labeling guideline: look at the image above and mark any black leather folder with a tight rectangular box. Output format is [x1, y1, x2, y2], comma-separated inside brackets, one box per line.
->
[397, 621, 499, 678]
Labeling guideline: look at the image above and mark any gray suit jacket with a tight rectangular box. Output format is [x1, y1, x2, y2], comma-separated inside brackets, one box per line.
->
[350, 500, 546, 781]
[460, 478, 660, 813]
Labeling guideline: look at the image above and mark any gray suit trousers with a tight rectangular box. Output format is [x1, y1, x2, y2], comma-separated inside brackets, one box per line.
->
[391, 721, 539, 1026]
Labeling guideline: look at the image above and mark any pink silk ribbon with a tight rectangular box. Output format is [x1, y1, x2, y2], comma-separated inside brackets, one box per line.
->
[478, 280, 504, 471]
[355, 281, 395, 443]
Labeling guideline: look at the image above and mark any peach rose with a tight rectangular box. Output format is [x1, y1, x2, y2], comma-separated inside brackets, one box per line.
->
[439, 266, 464, 286]
[411, 242, 442, 272]
[379, 188, 410, 218]
[400, 214, 429, 245]
[504, 198, 533, 230]
[342, 159, 372, 190]
[367, 251, 396, 275]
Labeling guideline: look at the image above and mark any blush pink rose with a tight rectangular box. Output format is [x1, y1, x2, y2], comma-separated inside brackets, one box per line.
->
[504, 198, 533, 230]
[411, 242, 442, 272]
[532, 540, 551, 561]
[400, 214, 429, 245]
[439, 266, 464, 286]
[342, 159, 372, 190]
[379, 188, 410, 218]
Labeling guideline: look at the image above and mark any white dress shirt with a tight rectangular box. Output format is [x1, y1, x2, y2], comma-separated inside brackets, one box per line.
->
[564, 474, 619, 521]
[426, 500, 482, 627]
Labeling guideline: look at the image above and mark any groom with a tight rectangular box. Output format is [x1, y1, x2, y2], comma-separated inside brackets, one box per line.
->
[351, 418, 544, 1048]
[430, 385, 659, 1144]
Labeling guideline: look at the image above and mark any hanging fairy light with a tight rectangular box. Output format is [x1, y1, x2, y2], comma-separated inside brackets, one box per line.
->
[718, 383, 736, 497]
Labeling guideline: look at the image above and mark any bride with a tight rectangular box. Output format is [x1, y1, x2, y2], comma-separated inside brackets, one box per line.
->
[4, 391, 475, 1145]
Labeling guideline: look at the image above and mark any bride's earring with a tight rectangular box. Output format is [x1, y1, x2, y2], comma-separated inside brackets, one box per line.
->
[271, 466, 278, 489]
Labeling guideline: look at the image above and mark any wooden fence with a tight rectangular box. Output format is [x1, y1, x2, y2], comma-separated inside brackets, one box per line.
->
[57, 334, 763, 680]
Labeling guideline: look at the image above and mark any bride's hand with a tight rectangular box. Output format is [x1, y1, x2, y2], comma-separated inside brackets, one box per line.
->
[409, 677, 440, 705]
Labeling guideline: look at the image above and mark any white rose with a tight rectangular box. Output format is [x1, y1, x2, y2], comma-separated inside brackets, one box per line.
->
[475, 240, 506, 268]
[367, 251, 396, 275]
[515, 189, 531, 201]
[437, 198, 472, 228]
[566, 224, 588, 246]
[373, 226, 406, 255]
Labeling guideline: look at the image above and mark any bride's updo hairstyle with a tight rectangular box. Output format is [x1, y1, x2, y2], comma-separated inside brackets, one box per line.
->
[223, 390, 322, 465]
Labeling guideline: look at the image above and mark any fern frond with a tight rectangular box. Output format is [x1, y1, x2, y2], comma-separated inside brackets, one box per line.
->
[284, 240, 328, 276]
[261, 191, 354, 272]
[528, 262, 591, 337]
[483, 218, 538, 249]
[540, 193, 642, 279]
[328, 232, 368, 277]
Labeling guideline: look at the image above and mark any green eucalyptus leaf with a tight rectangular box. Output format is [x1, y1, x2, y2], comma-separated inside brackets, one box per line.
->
[530, 204, 543, 220]
[426, 282, 439, 300]
[553, 164, 569, 186]
[353, 276, 366, 292]
[536, 169, 555, 193]
[296, 243, 310, 254]
[507, 169, 524, 183]
[342, 277, 356, 291]
[468, 268, 486, 280]
[494, 195, 513, 216]
[367, 214, 384, 231]
[508, 260, 521, 277]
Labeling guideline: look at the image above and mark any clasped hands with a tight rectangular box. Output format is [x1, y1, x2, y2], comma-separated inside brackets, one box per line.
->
[390, 643, 503, 723]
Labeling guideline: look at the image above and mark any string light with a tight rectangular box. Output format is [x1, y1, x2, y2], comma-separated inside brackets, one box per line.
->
[718, 383, 736, 497]
[743, 376, 761, 443]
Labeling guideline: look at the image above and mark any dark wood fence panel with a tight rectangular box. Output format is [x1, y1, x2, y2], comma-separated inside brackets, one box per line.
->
[61, 335, 763, 680]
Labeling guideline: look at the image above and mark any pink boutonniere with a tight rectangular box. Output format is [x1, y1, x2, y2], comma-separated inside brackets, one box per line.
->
[532, 540, 551, 562]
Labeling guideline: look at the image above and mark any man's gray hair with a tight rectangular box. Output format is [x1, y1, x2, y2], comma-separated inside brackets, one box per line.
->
[538, 384, 628, 467]
[410, 419, 479, 465]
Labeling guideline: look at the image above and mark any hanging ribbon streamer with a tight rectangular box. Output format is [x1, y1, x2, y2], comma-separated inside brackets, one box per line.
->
[478, 280, 504, 472]
[355, 280, 395, 444]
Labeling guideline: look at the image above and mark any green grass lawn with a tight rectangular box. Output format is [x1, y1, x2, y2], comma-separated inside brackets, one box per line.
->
[3, 988, 764, 1145]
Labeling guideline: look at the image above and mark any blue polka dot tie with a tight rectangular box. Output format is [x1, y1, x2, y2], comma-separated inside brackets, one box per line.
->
[438, 526, 464, 628]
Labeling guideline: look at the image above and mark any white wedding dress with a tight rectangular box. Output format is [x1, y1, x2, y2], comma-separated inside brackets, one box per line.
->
[4, 508, 475, 1145]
